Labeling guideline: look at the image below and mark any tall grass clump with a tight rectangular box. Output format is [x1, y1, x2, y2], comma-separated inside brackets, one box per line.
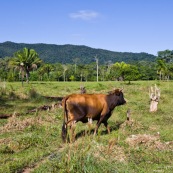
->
[8, 85, 18, 100]
[28, 86, 40, 99]
[0, 85, 6, 96]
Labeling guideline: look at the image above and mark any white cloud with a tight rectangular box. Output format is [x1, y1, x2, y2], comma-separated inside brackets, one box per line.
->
[69, 10, 99, 20]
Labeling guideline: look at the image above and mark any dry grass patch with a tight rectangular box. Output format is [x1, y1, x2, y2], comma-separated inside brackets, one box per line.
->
[91, 140, 127, 163]
[0, 115, 42, 132]
[0, 111, 57, 133]
[120, 119, 144, 133]
[126, 133, 173, 151]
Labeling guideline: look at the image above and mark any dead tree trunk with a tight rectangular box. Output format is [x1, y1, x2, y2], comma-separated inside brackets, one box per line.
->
[127, 108, 131, 121]
[80, 85, 86, 94]
[149, 84, 160, 112]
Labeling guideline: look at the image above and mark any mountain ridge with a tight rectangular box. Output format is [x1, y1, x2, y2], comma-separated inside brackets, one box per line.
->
[0, 41, 156, 64]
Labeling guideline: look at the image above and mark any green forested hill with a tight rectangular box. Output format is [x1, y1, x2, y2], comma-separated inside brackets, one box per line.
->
[0, 41, 156, 64]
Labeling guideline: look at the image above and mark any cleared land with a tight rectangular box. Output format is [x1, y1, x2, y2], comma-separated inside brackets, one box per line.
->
[0, 81, 173, 173]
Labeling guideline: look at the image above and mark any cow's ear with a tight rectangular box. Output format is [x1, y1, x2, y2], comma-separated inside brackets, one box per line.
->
[114, 89, 120, 96]
[120, 87, 124, 92]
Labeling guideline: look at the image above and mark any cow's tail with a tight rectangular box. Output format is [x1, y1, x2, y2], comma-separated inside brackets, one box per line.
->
[61, 96, 69, 142]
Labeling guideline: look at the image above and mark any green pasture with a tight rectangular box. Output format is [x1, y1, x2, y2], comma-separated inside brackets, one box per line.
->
[0, 81, 173, 173]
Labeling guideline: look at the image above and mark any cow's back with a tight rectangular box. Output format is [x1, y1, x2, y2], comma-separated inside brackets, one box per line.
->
[64, 94, 107, 120]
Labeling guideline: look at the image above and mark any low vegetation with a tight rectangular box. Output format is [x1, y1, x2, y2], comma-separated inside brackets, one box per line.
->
[0, 81, 173, 173]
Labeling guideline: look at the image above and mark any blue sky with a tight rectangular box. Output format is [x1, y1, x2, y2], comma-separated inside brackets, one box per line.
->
[1, 0, 173, 55]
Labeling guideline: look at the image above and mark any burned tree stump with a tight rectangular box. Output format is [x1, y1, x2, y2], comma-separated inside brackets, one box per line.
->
[149, 84, 160, 112]
[127, 108, 131, 121]
[80, 85, 86, 94]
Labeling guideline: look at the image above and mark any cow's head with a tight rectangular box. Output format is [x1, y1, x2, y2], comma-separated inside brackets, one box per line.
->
[108, 89, 126, 105]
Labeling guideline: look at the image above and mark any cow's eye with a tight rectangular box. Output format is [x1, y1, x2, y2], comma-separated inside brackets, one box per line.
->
[115, 92, 120, 96]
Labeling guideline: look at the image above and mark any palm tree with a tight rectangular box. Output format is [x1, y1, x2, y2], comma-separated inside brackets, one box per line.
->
[72, 58, 80, 74]
[41, 64, 54, 80]
[158, 50, 173, 63]
[62, 65, 68, 82]
[94, 55, 99, 82]
[157, 50, 173, 80]
[156, 59, 167, 80]
[112, 62, 128, 80]
[9, 47, 42, 86]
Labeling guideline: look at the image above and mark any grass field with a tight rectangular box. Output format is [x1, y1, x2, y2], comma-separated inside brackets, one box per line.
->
[0, 81, 173, 173]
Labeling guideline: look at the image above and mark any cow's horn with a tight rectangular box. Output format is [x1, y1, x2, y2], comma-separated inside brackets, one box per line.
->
[120, 87, 124, 92]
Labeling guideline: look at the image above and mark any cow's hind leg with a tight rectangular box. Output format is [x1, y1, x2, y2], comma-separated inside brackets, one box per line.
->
[62, 122, 67, 142]
[69, 120, 76, 142]
[67, 116, 84, 142]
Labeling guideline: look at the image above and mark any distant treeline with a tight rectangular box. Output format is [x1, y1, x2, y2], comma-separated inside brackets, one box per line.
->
[0, 42, 172, 83]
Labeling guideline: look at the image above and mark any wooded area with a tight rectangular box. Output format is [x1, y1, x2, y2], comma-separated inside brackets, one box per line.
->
[0, 42, 173, 83]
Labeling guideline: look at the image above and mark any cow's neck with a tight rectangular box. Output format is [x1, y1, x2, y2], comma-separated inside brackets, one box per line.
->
[107, 94, 119, 110]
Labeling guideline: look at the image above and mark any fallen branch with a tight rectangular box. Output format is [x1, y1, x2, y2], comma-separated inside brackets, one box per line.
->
[0, 114, 12, 119]
[0, 112, 20, 119]
[0, 102, 62, 119]
[26, 102, 62, 114]
[43, 96, 64, 101]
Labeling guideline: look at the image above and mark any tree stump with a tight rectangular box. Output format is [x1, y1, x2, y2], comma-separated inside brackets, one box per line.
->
[149, 84, 160, 112]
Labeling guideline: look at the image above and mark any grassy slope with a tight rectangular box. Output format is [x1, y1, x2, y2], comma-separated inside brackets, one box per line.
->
[0, 81, 173, 173]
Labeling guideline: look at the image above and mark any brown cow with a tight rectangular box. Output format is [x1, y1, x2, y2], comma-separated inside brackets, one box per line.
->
[61, 89, 126, 142]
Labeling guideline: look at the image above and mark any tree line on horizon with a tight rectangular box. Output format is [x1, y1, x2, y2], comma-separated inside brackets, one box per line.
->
[0, 47, 173, 84]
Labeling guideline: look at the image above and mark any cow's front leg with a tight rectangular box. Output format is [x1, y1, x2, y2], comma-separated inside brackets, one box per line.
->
[94, 116, 105, 135]
[103, 121, 110, 134]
